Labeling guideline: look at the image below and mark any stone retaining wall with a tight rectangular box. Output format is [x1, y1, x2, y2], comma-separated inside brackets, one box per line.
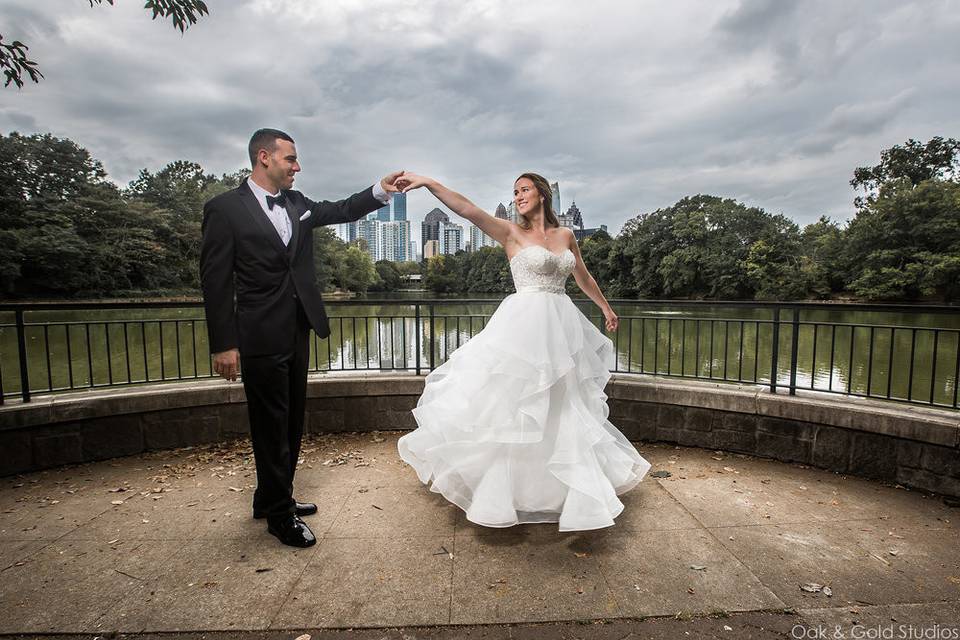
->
[1, 373, 957, 497]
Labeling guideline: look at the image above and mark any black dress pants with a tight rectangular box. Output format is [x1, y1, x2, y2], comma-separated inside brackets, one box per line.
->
[241, 303, 311, 520]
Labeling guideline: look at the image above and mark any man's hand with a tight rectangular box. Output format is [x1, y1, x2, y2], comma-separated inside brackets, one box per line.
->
[380, 170, 405, 194]
[212, 348, 240, 381]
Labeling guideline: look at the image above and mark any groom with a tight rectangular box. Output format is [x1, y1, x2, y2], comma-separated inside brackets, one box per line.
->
[200, 128, 402, 547]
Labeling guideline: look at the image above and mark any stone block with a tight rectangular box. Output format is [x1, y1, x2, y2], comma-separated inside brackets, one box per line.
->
[614, 417, 656, 442]
[895, 467, 960, 498]
[141, 407, 191, 424]
[306, 397, 345, 413]
[848, 432, 898, 480]
[307, 410, 345, 433]
[0, 429, 33, 475]
[341, 397, 377, 429]
[181, 415, 220, 446]
[657, 404, 685, 431]
[919, 445, 960, 477]
[33, 432, 83, 468]
[811, 425, 852, 473]
[718, 412, 757, 433]
[218, 403, 250, 436]
[757, 416, 814, 440]
[711, 428, 756, 454]
[755, 432, 812, 464]
[897, 440, 925, 468]
[683, 407, 715, 432]
[143, 419, 185, 450]
[80, 415, 144, 461]
[675, 427, 715, 448]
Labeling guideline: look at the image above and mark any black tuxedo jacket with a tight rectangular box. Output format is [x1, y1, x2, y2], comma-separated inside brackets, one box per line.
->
[199, 180, 383, 357]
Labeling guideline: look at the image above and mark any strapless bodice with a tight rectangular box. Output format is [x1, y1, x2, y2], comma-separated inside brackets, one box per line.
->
[509, 245, 575, 294]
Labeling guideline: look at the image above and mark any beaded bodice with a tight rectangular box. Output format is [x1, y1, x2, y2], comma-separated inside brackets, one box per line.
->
[509, 245, 575, 294]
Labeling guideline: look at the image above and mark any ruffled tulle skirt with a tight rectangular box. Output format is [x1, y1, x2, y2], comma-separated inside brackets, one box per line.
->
[397, 291, 651, 531]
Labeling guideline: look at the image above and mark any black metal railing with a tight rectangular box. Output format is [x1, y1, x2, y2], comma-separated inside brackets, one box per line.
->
[1, 299, 958, 409]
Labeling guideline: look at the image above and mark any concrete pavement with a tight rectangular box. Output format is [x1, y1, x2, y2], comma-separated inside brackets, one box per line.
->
[1, 431, 958, 638]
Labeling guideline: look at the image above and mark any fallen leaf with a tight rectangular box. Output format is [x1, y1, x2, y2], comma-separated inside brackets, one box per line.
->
[690, 565, 707, 571]
[110, 500, 124, 505]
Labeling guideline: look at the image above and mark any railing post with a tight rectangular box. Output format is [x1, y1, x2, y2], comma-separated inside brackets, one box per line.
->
[15, 309, 30, 402]
[414, 303, 421, 376]
[769, 306, 780, 394]
[788, 306, 800, 396]
[429, 304, 435, 371]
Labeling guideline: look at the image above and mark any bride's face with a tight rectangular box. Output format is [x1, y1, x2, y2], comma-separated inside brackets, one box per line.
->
[513, 178, 543, 216]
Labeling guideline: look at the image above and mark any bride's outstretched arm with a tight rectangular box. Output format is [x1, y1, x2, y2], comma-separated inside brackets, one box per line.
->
[397, 174, 513, 246]
[567, 229, 619, 332]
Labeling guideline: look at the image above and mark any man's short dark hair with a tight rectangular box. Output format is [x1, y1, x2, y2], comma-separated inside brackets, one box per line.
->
[248, 128, 294, 167]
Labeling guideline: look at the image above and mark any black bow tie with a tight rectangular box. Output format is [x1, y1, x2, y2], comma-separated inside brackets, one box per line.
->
[266, 192, 286, 209]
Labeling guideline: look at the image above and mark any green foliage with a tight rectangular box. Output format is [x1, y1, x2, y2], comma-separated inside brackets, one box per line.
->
[0, 132, 374, 299]
[3, 1, 209, 90]
[851, 136, 960, 208]
[844, 180, 960, 300]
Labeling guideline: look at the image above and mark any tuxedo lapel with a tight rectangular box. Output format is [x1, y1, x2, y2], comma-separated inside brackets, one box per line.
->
[237, 182, 289, 260]
[285, 194, 303, 257]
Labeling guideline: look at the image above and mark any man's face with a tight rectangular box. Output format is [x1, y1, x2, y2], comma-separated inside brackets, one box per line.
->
[263, 138, 300, 190]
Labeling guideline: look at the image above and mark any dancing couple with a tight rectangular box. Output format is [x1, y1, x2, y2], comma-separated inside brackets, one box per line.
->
[200, 128, 650, 547]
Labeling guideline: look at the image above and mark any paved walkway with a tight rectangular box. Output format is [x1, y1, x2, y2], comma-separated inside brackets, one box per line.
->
[1, 431, 958, 638]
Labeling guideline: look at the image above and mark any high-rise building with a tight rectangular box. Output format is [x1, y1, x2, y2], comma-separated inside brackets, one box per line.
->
[438, 221, 463, 255]
[506, 201, 519, 224]
[421, 207, 450, 254]
[392, 192, 407, 221]
[376, 203, 391, 222]
[494, 203, 508, 220]
[468, 224, 494, 252]
[357, 216, 382, 262]
[566, 201, 583, 229]
[550, 182, 561, 217]
[423, 240, 440, 259]
[379, 220, 411, 262]
[409, 240, 418, 262]
[336, 221, 358, 243]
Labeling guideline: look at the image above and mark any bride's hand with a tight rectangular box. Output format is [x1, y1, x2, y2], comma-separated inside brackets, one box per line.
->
[396, 173, 434, 193]
[603, 309, 619, 333]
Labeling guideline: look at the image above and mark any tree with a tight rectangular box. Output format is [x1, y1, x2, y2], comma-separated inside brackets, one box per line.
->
[370, 260, 402, 292]
[851, 136, 960, 208]
[2, 0, 209, 89]
[843, 180, 960, 301]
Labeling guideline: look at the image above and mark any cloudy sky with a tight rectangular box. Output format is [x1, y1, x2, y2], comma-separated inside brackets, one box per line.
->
[3, 0, 958, 240]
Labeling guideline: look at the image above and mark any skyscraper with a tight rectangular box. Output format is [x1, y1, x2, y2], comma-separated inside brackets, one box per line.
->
[379, 220, 411, 262]
[468, 224, 494, 251]
[392, 192, 407, 221]
[494, 203, 508, 220]
[357, 216, 382, 261]
[550, 182, 561, 218]
[566, 201, 583, 229]
[438, 221, 463, 255]
[421, 207, 450, 255]
[376, 203, 391, 222]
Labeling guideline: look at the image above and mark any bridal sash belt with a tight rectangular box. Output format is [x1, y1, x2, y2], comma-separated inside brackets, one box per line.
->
[516, 285, 566, 294]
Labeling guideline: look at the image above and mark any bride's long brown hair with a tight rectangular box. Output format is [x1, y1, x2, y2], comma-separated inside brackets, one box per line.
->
[515, 173, 561, 230]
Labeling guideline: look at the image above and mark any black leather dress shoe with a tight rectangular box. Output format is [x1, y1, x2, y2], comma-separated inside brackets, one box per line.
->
[295, 501, 318, 517]
[267, 515, 316, 548]
[254, 501, 318, 519]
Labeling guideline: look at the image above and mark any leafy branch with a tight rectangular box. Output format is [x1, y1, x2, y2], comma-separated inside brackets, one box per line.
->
[2, 0, 209, 89]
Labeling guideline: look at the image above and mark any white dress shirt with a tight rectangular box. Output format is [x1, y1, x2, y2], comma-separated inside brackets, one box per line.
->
[247, 177, 392, 246]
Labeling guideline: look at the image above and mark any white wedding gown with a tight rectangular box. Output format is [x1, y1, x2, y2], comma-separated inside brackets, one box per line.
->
[397, 244, 651, 531]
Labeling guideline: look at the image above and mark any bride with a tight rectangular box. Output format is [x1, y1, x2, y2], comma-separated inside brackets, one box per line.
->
[396, 172, 651, 531]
